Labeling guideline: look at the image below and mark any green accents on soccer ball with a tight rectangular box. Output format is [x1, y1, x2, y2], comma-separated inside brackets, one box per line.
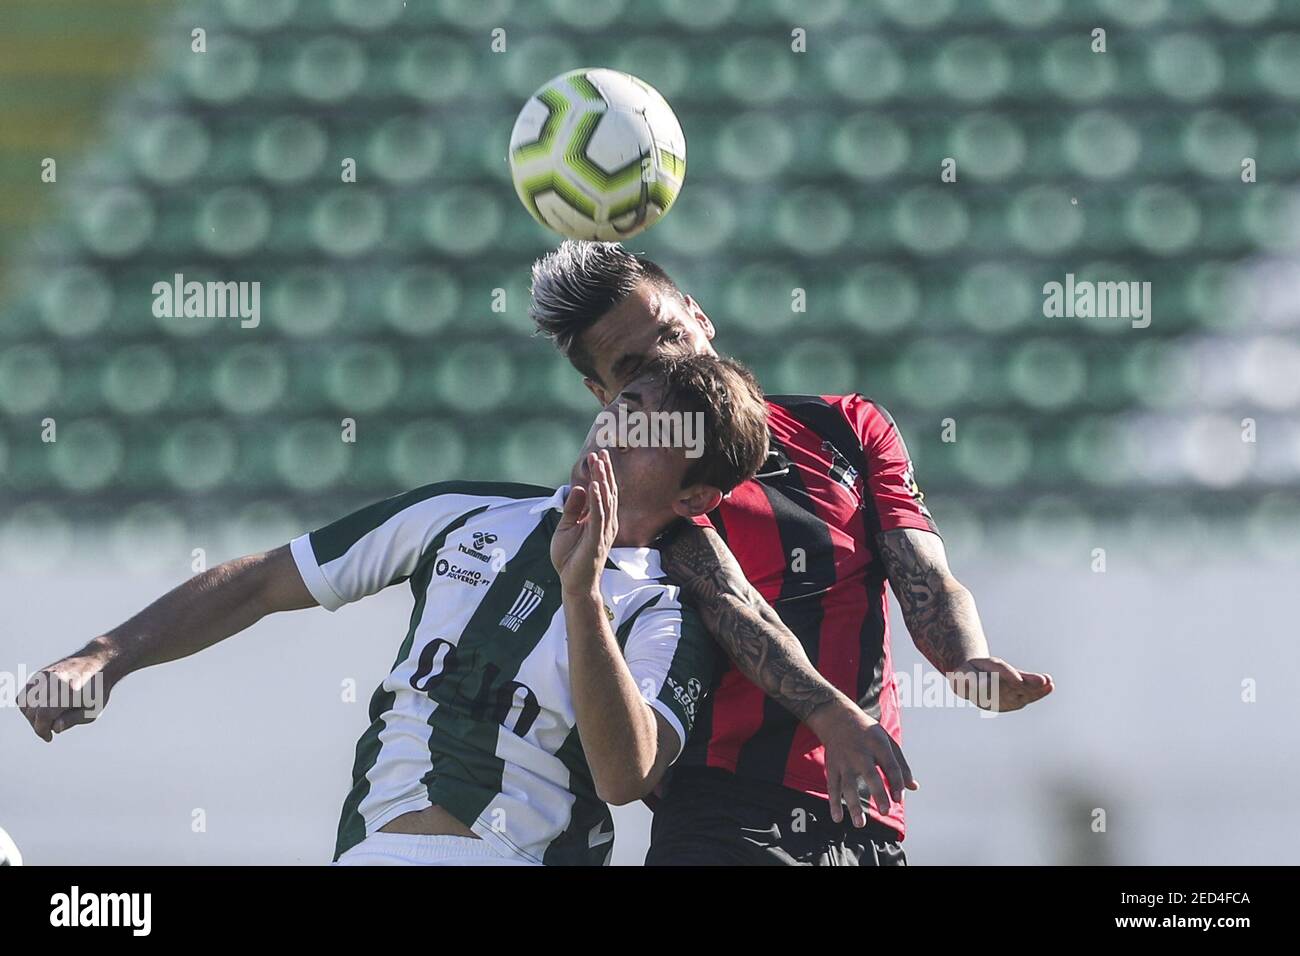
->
[510, 87, 572, 165]
[607, 179, 680, 222]
[564, 70, 606, 103]
[563, 109, 647, 192]
[659, 149, 686, 180]
[518, 172, 598, 222]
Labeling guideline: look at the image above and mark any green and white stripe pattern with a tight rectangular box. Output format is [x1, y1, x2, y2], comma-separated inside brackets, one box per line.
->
[290, 481, 714, 866]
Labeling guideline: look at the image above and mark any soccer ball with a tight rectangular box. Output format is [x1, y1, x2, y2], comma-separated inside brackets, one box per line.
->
[508, 68, 686, 241]
[0, 826, 22, 866]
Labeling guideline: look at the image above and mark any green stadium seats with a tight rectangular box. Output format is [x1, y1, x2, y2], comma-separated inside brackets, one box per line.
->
[291, 36, 368, 104]
[131, 115, 211, 185]
[500, 420, 583, 485]
[1062, 111, 1141, 180]
[1041, 37, 1117, 102]
[212, 346, 289, 415]
[989, 0, 1062, 30]
[893, 188, 970, 256]
[421, 189, 502, 255]
[954, 416, 1032, 488]
[39, 267, 114, 337]
[161, 420, 238, 491]
[654, 186, 736, 255]
[367, 117, 444, 184]
[76, 188, 154, 259]
[331, 0, 407, 31]
[312, 190, 386, 258]
[1148, 34, 1225, 102]
[2, 0, 1293, 538]
[955, 263, 1037, 334]
[879, 0, 956, 30]
[102, 346, 176, 415]
[839, 264, 919, 334]
[386, 419, 469, 487]
[273, 421, 351, 491]
[395, 37, 477, 104]
[323, 344, 403, 413]
[222, 0, 298, 31]
[268, 268, 347, 338]
[715, 113, 795, 182]
[831, 112, 911, 181]
[949, 112, 1026, 181]
[894, 341, 975, 409]
[609, 38, 692, 98]
[824, 36, 905, 103]
[722, 265, 802, 337]
[0, 345, 61, 415]
[775, 342, 856, 395]
[1007, 186, 1083, 254]
[774, 189, 853, 256]
[1007, 340, 1086, 410]
[50, 419, 125, 493]
[183, 35, 260, 105]
[434, 343, 515, 413]
[196, 188, 271, 257]
[1256, 34, 1300, 99]
[253, 116, 329, 184]
[381, 267, 461, 337]
[659, 0, 740, 30]
[1125, 186, 1201, 255]
[933, 37, 1012, 103]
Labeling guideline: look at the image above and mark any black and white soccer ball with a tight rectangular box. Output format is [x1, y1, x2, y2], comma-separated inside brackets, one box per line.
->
[0, 826, 22, 866]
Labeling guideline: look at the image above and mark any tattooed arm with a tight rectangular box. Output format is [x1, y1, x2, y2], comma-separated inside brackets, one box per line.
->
[876, 528, 1053, 712]
[659, 522, 917, 824]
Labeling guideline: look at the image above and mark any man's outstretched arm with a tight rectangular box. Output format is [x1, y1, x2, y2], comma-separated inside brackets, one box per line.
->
[658, 522, 917, 825]
[20, 545, 316, 741]
[875, 527, 1054, 712]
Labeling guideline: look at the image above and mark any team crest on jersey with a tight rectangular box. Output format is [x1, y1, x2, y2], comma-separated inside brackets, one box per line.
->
[821, 440, 863, 503]
[500, 580, 545, 632]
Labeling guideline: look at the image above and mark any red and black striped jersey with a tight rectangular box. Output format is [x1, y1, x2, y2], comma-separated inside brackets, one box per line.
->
[675, 393, 937, 838]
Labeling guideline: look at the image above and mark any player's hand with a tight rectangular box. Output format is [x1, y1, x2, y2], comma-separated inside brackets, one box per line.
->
[551, 450, 619, 595]
[949, 656, 1053, 712]
[19, 650, 116, 742]
[807, 696, 918, 827]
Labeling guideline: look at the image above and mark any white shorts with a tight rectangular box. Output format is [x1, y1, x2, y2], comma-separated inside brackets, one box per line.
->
[334, 832, 539, 867]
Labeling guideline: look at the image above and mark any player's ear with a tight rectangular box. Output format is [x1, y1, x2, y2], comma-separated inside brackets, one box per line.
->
[672, 484, 723, 519]
[584, 377, 612, 406]
[683, 295, 716, 341]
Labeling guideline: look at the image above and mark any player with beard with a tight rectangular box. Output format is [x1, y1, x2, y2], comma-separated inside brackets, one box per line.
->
[530, 240, 1055, 866]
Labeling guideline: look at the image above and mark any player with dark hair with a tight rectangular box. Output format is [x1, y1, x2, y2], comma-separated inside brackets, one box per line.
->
[531, 240, 1055, 866]
[21, 355, 770, 866]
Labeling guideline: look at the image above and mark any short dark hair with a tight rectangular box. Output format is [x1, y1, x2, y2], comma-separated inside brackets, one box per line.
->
[529, 240, 685, 382]
[639, 353, 768, 495]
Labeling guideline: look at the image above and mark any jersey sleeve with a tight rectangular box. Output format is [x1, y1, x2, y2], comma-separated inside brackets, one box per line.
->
[289, 482, 489, 611]
[620, 594, 718, 762]
[844, 395, 939, 535]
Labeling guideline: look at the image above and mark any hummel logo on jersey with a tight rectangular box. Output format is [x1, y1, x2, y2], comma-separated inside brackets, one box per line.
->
[473, 531, 498, 550]
[500, 580, 545, 632]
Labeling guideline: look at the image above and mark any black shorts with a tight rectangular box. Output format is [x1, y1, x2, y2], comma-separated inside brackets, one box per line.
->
[645, 767, 907, 867]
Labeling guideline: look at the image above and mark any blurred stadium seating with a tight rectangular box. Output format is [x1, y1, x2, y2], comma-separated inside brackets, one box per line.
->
[1, 0, 1298, 566]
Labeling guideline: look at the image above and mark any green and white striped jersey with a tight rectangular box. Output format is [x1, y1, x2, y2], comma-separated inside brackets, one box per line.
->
[290, 481, 717, 866]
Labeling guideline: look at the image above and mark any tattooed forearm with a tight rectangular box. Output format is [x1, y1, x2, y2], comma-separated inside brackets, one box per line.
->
[660, 525, 838, 722]
[876, 528, 988, 674]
